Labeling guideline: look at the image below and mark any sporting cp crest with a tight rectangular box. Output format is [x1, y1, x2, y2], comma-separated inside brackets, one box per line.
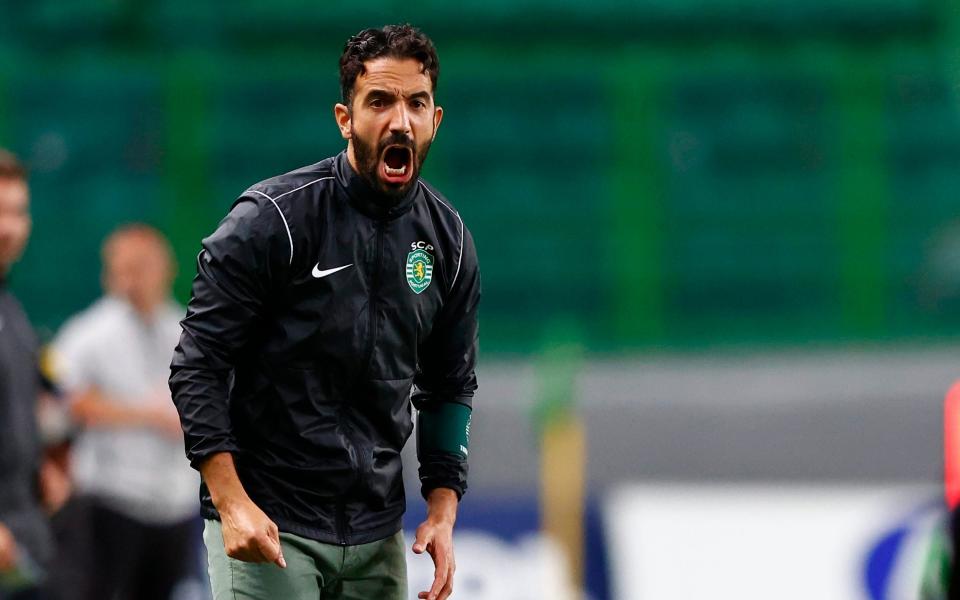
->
[406, 242, 435, 294]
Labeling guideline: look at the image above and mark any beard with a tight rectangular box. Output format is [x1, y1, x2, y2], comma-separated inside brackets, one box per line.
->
[351, 127, 433, 200]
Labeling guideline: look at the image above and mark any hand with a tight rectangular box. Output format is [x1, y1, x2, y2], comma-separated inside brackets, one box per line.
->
[39, 458, 72, 514]
[218, 497, 286, 568]
[142, 404, 183, 439]
[0, 522, 18, 573]
[413, 488, 458, 600]
[71, 386, 181, 438]
[144, 385, 184, 438]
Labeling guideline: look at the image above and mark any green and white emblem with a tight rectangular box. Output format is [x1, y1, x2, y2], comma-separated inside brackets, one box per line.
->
[406, 242, 434, 294]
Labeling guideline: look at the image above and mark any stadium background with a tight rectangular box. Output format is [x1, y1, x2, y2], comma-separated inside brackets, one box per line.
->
[4, 1, 960, 598]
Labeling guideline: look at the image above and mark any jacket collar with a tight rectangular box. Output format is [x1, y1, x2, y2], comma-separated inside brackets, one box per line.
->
[334, 151, 418, 221]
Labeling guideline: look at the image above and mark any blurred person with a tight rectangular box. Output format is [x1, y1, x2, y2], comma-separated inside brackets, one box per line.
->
[169, 24, 479, 600]
[0, 149, 52, 600]
[52, 225, 198, 600]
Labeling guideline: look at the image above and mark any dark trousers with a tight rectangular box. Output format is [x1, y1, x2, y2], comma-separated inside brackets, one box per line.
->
[86, 502, 194, 600]
[46, 495, 93, 600]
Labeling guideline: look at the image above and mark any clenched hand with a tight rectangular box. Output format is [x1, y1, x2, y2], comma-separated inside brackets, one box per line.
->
[219, 497, 287, 568]
[200, 452, 286, 569]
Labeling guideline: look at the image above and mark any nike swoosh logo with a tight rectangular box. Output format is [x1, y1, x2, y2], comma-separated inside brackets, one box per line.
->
[312, 263, 353, 279]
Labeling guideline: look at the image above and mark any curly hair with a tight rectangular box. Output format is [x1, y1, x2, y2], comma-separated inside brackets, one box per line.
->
[339, 24, 439, 106]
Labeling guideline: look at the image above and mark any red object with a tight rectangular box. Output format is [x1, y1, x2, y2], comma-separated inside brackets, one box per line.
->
[945, 381, 960, 509]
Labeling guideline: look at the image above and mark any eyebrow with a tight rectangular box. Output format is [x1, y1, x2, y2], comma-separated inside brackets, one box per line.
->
[365, 89, 394, 100]
[408, 91, 432, 102]
[364, 88, 432, 101]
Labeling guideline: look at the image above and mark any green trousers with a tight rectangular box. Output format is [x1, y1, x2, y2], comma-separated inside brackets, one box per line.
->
[203, 519, 407, 600]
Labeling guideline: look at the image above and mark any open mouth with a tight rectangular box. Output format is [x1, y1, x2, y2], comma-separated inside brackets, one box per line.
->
[380, 145, 414, 184]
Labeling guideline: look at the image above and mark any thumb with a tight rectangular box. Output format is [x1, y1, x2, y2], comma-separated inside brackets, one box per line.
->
[413, 530, 430, 554]
[260, 532, 287, 569]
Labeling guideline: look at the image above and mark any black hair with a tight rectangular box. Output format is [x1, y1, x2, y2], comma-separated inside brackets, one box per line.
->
[339, 24, 439, 106]
[0, 149, 26, 182]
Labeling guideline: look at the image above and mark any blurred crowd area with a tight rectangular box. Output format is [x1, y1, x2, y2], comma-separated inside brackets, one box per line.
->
[0, 186, 206, 599]
[2, 1, 960, 353]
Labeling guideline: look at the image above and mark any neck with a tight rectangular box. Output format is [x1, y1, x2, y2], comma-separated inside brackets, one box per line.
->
[129, 297, 164, 321]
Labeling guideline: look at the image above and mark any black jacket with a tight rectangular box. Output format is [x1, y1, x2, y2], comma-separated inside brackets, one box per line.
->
[169, 152, 479, 545]
[0, 285, 52, 569]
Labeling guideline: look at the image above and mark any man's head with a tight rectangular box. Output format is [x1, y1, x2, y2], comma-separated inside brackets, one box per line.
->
[334, 24, 443, 200]
[101, 224, 176, 317]
[0, 150, 31, 275]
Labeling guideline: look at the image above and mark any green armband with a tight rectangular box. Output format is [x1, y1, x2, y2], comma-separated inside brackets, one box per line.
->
[416, 402, 472, 460]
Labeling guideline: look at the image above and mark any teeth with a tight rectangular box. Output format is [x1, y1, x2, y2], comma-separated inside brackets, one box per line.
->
[385, 164, 407, 176]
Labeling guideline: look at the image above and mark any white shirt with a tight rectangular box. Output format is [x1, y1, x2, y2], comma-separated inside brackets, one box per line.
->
[53, 296, 198, 524]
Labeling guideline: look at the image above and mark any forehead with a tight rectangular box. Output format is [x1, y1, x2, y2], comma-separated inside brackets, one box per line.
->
[356, 57, 432, 95]
[107, 235, 167, 262]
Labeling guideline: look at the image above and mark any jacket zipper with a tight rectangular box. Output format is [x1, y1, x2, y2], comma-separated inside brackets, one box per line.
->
[335, 414, 358, 546]
[336, 222, 384, 546]
[361, 222, 385, 377]
[336, 498, 348, 546]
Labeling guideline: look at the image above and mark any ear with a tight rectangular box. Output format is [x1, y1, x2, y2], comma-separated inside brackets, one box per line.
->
[334, 103, 352, 140]
[432, 105, 444, 140]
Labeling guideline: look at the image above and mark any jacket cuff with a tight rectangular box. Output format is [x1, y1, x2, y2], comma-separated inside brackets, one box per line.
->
[418, 452, 468, 500]
[186, 439, 240, 471]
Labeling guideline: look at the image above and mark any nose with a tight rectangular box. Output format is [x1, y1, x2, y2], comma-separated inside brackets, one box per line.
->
[388, 102, 411, 135]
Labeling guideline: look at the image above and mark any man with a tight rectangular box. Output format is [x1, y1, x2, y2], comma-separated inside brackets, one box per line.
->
[170, 24, 479, 600]
[0, 149, 51, 600]
[52, 225, 198, 600]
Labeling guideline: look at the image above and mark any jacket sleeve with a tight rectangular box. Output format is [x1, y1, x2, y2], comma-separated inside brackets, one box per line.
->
[169, 196, 289, 470]
[412, 227, 481, 499]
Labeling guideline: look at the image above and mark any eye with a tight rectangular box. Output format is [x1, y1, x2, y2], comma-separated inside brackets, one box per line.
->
[411, 99, 427, 109]
[369, 98, 385, 108]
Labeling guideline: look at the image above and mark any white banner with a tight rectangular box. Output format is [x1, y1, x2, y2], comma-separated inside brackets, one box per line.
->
[604, 484, 940, 600]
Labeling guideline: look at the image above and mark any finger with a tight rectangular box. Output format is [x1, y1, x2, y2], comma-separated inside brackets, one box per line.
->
[428, 557, 449, 600]
[257, 534, 286, 569]
[230, 537, 270, 563]
[263, 538, 286, 569]
[438, 561, 455, 600]
[228, 546, 263, 563]
[439, 580, 454, 600]
[418, 565, 447, 600]
[267, 523, 287, 568]
[441, 561, 455, 600]
[272, 543, 287, 569]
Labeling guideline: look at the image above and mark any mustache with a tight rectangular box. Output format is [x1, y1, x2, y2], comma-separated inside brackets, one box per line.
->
[377, 133, 415, 154]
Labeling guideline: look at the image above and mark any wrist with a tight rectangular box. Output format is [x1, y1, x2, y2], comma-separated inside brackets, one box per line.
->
[211, 489, 251, 515]
[425, 487, 458, 526]
[199, 453, 250, 514]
